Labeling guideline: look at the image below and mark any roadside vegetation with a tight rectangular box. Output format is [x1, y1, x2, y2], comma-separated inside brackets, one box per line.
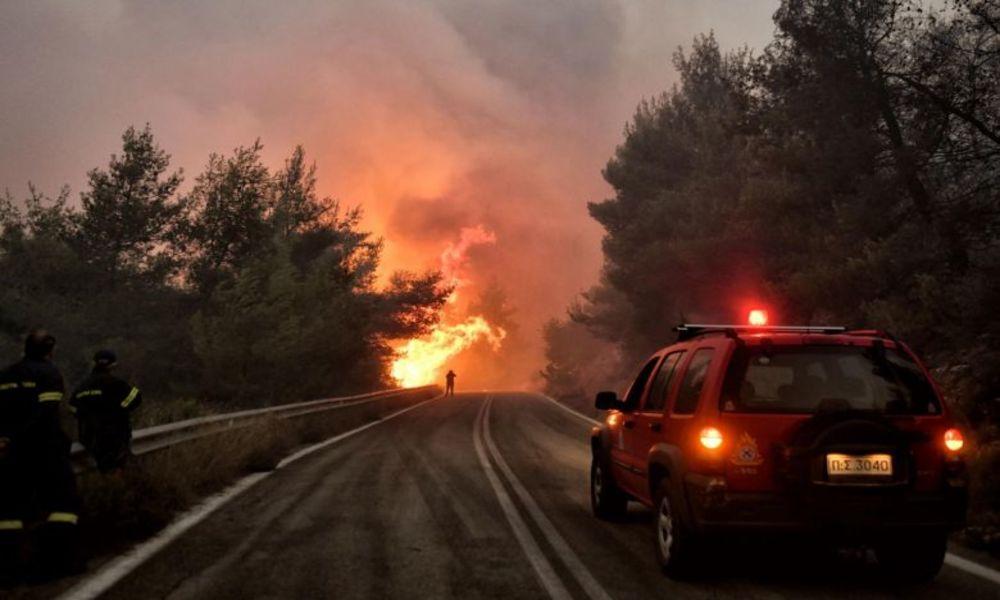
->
[0, 131, 450, 410]
[541, 0, 1000, 550]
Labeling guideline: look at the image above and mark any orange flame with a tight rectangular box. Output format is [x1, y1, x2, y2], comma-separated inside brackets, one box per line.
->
[391, 316, 506, 387]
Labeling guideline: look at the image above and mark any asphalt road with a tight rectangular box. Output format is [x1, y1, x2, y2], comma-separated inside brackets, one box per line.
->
[68, 393, 1000, 599]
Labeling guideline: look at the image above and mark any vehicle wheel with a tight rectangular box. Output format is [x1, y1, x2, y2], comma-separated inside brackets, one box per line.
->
[875, 531, 947, 583]
[590, 456, 627, 520]
[653, 478, 698, 578]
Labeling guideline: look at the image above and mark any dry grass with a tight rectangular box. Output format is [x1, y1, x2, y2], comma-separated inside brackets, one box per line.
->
[962, 439, 1000, 554]
[132, 397, 210, 429]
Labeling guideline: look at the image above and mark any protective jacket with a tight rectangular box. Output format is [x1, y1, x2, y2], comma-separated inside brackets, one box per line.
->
[0, 357, 65, 439]
[70, 370, 141, 472]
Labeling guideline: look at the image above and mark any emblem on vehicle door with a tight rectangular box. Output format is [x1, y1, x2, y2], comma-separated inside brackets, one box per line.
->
[731, 432, 764, 467]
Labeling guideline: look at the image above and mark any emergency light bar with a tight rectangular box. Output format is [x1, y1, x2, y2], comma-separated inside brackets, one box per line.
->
[674, 324, 847, 341]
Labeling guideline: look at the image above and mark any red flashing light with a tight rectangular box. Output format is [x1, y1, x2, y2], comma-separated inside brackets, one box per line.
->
[748, 309, 768, 326]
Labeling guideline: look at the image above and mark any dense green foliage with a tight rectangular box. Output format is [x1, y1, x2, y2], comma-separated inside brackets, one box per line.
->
[0, 126, 449, 408]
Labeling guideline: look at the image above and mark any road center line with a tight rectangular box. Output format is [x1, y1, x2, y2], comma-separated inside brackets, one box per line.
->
[539, 393, 1000, 588]
[58, 395, 440, 600]
[482, 397, 613, 600]
[540, 394, 600, 426]
[473, 397, 573, 600]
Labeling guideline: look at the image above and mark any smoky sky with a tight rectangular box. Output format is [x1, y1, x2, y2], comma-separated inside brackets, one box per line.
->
[0, 0, 778, 382]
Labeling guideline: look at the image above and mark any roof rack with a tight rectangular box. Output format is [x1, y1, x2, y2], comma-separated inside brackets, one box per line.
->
[674, 324, 847, 341]
[843, 329, 902, 344]
[843, 329, 887, 337]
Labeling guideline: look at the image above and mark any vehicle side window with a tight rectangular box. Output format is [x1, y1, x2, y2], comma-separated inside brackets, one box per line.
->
[643, 352, 684, 412]
[623, 358, 660, 411]
[672, 349, 715, 415]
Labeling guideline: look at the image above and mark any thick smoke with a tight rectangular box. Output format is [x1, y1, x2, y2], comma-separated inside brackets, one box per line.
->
[440, 225, 496, 301]
[0, 0, 777, 385]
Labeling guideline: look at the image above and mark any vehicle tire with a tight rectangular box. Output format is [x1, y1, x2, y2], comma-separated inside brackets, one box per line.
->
[875, 531, 947, 583]
[590, 456, 627, 520]
[653, 478, 699, 578]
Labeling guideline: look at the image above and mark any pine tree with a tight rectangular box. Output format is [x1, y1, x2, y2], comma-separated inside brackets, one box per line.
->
[75, 125, 184, 286]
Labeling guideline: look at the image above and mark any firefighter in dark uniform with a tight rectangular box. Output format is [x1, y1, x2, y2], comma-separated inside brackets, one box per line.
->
[71, 350, 142, 474]
[445, 370, 456, 396]
[0, 331, 80, 584]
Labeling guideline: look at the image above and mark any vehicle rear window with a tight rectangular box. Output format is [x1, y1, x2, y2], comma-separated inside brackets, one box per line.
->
[673, 349, 715, 415]
[721, 345, 941, 415]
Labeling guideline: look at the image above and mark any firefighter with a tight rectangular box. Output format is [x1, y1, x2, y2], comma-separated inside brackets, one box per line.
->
[0, 331, 80, 585]
[71, 349, 142, 474]
[445, 369, 456, 396]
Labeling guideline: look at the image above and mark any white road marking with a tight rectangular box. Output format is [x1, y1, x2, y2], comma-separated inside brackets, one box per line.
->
[57, 396, 440, 600]
[945, 553, 1000, 586]
[473, 397, 573, 600]
[483, 397, 614, 600]
[540, 394, 600, 426]
[540, 393, 1000, 588]
[276, 396, 431, 469]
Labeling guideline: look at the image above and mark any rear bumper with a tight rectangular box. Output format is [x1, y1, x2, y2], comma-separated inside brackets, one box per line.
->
[683, 473, 968, 535]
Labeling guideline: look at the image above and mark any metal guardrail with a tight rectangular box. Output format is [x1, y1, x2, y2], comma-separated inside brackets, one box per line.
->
[71, 385, 439, 469]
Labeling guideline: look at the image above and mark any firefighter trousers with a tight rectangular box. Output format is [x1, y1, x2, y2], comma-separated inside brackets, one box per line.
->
[0, 433, 80, 576]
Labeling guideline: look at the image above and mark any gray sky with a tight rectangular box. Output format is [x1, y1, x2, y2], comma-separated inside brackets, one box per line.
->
[0, 0, 778, 377]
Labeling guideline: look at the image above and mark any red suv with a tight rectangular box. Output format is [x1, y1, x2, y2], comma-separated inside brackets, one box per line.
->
[589, 322, 968, 581]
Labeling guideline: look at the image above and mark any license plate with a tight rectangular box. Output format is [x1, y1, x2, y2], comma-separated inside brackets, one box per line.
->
[826, 453, 893, 477]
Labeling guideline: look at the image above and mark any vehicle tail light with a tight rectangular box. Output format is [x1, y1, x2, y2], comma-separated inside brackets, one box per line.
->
[748, 309, 768, 326]
[699, 427, 723, 450]
[944, 428, 964, 452]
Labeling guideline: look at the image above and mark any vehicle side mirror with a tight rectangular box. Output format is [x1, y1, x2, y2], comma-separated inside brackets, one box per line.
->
[595, 391, 619, 411]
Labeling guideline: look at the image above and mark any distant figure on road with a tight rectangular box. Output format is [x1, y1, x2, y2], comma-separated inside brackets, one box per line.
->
[71, 350, 142, 475]
[445, 370, 456, 396]
[0, 330, 81, 584]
